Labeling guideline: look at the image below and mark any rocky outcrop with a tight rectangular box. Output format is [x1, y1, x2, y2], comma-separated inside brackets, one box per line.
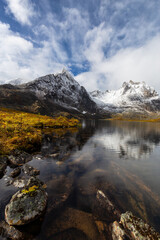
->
[112, 212, 160, 240]
[5, 177, 47, 226]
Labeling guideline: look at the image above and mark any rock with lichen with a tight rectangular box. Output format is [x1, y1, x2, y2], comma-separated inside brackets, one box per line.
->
[5, 177, 47, 226]
[112, 211, 160, 240]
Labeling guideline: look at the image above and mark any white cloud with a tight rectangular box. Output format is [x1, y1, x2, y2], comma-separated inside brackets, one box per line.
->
[5, 0, 36, 25]
[76, 28, 160, 92]
[0, 21, 65, 81]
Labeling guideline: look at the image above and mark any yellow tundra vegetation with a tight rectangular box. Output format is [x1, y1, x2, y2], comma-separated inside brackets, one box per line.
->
[0, 108, 80, 155]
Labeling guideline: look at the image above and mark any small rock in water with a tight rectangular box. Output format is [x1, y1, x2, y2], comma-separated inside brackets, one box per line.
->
[23, 164, 40, 176]
[8, 150, 32, 166]
[11, 177, 27, 188]
[10, 167, 21, 178]
[5, 177, 48, 226]
[0, 156, 8, 178]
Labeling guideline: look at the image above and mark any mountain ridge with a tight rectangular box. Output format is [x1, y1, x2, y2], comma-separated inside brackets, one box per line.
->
[0, 71, 160, 117]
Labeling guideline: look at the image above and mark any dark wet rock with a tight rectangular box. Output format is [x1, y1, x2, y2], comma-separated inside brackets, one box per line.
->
[48, 228, 89, 240]
[46, 174, 73, 213]
[0, 156, 8, 178]
[0, 220, 35, 240]
[5, 177, 48, 226]
[93, 190, 120, 223]
[8, 150, 32, 166]
[112, 221, 130, 240]
[22, 164, 40, 176]
[0, 220, 24, 240]
[46, 207, 103, 240]
[112, 212, 160, 240]
[10, 167, 21, 178]
[11, 177, 28, 188]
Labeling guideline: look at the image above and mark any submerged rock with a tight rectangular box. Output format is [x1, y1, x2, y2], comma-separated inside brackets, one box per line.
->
[0, 220, 24, 240]
[23, 164, 40, 176]
[10, 167, 21, 178]
[93, 190, 120, 223]
[5, 177, 48, 226]
[112, 221, 130, 240]
[0, 156, 8, 178]
[112, 211, 160, 240]
[8, 150, 32, 166]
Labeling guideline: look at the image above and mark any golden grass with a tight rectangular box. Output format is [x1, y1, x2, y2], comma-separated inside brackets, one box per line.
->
[106, 116, 160, 122]
[0, 107, 80, 155]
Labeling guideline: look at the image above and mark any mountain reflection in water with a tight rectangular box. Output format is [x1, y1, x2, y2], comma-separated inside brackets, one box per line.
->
[1, 120, 160, 239]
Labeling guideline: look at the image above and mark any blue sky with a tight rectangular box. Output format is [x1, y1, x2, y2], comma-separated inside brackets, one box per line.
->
[0, 0, 160, 91]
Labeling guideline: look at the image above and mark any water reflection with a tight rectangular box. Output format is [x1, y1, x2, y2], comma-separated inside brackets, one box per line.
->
[1, 120, 160, 239]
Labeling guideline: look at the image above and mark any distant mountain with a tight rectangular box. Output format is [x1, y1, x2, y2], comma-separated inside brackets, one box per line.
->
[90, 80, 160, 113]
[0, 71, 159, 117]
[0, 70, 97, 116]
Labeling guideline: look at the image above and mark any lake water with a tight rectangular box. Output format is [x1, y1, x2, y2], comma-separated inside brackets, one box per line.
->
[0, 120, 160, 239]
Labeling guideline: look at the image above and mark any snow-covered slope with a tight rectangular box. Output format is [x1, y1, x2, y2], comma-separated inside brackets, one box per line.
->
[23, 69, 97, 114]
[0, 78, 30, 85]
[90, 80, 160, 113]
[7, 78, 30, 85]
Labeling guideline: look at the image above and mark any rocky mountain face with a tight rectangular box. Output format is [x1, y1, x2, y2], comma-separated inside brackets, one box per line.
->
[0, 71, 160, 117]
[23, 69, 97, 114]
[0, 70, 97, 116]
[90, 80, 160, 114]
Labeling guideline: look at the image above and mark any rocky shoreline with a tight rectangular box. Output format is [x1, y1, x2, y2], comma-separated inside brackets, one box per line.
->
[0, 148, 160, 239]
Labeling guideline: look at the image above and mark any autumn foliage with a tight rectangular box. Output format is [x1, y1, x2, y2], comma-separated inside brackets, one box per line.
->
[0, 108, 80, 155]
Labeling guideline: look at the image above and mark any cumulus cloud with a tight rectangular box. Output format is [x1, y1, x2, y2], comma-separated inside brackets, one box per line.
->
[0, 21, 65, 81]
[5, 0, 36, 25]
[76, 33, 160, 92]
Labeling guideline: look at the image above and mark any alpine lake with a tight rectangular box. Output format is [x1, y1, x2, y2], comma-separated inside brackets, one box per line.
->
[1, 119, 160, 239]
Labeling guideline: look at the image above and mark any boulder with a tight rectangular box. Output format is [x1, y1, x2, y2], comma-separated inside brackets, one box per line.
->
[10, 167, 21, 178]
[8, 150, 32, 166]
[120, 212, 160, 240]
[5, 177, 47, 226]
[112, 212, 160, 240]
[23, 164, 40, 176]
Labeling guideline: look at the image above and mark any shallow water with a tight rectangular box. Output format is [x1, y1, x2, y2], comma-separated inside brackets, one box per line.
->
[1, 120, 160, 239]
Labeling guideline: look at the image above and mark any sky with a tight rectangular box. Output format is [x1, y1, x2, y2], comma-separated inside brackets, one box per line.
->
[0, 0, 160, 91]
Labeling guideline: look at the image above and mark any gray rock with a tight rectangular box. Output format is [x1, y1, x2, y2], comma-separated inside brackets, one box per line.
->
[5, 177, 47, 226]
[8, 150, 32, 166]
[112, 221, 130, 240]
[112, 211, 160, 240]
[23, 164, 40, 176]
[10, 167, 21, 178]
[0, 156, 8, 178]
[120, 211, 160, 240]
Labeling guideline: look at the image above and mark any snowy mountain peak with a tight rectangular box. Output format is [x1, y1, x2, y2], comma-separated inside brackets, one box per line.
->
[121, 80, 158, 98]
[90, 81, 160, 113]
[23, 70, 97, 113]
